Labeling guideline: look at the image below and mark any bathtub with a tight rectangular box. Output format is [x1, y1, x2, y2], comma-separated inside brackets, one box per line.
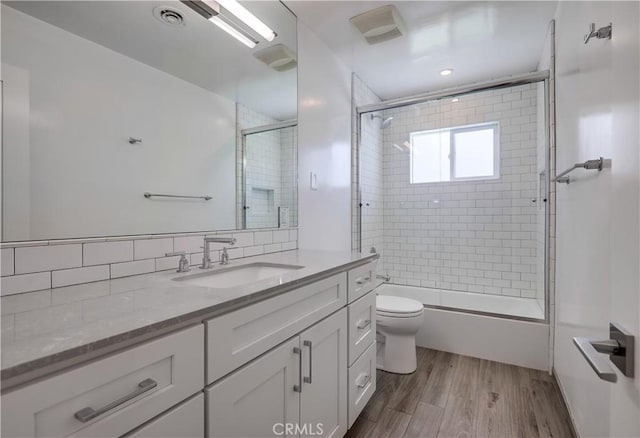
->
[376, 283, 550, 370]
[376, 283, 545, 320]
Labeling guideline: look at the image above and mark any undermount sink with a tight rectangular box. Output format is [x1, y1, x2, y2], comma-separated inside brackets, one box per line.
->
[172, 262, 305, 289]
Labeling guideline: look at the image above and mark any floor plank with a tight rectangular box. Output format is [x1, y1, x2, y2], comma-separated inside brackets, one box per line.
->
[361, 369, 404, 421]
[529, 379, 575, 438]
[450, 355, 481, 400]
[346, 417, 376, 438]
[346, 348, 574, 438]
[387, 350, 434, 414]
[403, 402, 444, 438]
[437, 395, 477, 438]
[505, 386, 541, 438]
[368, 408, 412, 438]
[421, 350, 458, 408]
[475, 389, 509, 438]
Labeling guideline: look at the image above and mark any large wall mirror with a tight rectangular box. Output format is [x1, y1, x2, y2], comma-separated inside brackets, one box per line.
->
[1, 0, 297, 241]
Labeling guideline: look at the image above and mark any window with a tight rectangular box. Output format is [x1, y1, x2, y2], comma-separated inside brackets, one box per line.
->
[410, 122, 499, 184]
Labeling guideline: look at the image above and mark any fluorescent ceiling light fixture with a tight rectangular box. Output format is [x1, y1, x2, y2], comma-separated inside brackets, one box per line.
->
[216, 0, 276, 42]
[451, 98, 459, 103]
[440, 68, 454, 76]
[209, 16, 257, 48]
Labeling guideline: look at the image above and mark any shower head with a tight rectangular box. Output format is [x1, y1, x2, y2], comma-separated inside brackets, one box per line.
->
[370, 114, 393, 129]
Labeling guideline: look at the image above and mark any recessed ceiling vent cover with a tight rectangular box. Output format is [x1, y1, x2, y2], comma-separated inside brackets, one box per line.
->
[253, 44, 297, 72]
[350, 5, 406, 45]
[153, 6, 186, 27]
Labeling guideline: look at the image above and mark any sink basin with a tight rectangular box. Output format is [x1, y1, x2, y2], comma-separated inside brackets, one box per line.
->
[172, 262, 305, 289]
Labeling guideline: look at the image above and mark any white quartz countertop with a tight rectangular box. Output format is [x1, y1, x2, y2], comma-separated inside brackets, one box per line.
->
[1, 250, 377, 388]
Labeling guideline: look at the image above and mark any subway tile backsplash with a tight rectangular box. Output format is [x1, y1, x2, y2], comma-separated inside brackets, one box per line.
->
[14, 244, 83, 274]
[0, 228, 298, 296]
[83, 241, 133, 266]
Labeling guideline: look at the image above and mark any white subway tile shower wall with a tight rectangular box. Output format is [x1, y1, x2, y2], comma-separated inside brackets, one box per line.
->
[351, 74, 384, 274]
[236, 104, 297, 229]
[0, 228, 298, 296]
[236, 104, 279, 229]
[382, 84, 540, 298]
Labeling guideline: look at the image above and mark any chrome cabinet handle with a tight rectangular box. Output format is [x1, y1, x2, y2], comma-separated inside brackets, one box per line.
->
[356, 319, 371, 330]
[356, 276, 371, 285]
[356, 373, 371, 388]
[293, 347, 303, 393]
[74, 378, 157, 423]
[303, 340, 313, 384]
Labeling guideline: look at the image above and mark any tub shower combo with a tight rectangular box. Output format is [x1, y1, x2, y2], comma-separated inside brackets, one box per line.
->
[354, 72, 552, 370]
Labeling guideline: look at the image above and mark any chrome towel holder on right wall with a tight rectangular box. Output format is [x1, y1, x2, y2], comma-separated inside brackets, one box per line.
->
[584, 22, 612, 44]
[555, 157, 605, 184]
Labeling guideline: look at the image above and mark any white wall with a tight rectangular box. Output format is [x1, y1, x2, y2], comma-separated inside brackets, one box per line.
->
[297, 22, 352, 251]
[2, 6, 236, 240]
[553, 2, 640, 437]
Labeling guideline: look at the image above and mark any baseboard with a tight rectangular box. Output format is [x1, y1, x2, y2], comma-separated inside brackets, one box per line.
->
[551, 368, 580, 438]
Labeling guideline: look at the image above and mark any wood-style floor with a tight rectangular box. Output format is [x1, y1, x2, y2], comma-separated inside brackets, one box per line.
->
[346, 347, 575, 438]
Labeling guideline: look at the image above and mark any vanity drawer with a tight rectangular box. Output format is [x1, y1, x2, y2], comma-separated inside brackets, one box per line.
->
[206, 272, 347, 384]
[123, 393, 204, 438]
[348, 342, 376, 428]
[348, 291, 376, 366]
[347, 261, 377, 303]
[1, 325, 204, 438]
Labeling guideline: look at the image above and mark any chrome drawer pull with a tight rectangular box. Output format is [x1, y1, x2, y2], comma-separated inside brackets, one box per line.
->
[356, 276, 371, 285]
[303, 340, 313, 384]
[293, 347, 303, 392]
[356, 319, 371, 330]
[356, 374, 371, 388]
[74, 378, 157, 423]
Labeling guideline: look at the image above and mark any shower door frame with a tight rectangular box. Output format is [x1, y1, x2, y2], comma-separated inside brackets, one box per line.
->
[354, 71, 552, 324]
[240, 119, 298, 230]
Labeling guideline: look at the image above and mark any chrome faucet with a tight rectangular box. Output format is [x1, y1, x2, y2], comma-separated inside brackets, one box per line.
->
[221, 248, 230, 265]
[165, 251, 190, 273]
[201, 237, 236, 269]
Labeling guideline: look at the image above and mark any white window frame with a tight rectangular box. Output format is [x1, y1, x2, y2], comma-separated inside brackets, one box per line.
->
[410, 121, 500, 184]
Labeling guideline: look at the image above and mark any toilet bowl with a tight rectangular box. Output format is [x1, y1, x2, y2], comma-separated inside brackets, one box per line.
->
[376, 295, 424, 374]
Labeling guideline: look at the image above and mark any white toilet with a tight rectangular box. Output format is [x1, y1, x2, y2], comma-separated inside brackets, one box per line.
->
[376, 295, 424, 374]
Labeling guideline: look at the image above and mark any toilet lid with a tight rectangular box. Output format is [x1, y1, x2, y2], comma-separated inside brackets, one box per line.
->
[376, 295, 423, 314]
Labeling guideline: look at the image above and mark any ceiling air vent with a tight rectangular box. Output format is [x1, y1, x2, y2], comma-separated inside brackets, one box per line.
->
[153, 6, 186, 27]
[253, 44, 297, 72]
[349, 5, 406, 45]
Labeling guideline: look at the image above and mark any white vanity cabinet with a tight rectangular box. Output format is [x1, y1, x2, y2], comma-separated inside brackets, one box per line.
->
[123, 393, 205, 438]
[1, 258, 379, 438]
[345, 261, 378, 429]
[1, 325, 204, 438]
[205, 273, 347, 384]
[207, 309, 348, 438]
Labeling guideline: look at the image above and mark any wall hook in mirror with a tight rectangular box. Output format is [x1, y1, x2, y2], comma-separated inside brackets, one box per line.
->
[584, 22, 612, 44]
[128, 137, 143, 145]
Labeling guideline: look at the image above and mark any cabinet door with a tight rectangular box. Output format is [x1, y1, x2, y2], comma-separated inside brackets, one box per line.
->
[207, 337, 300, 438]
[299, 309, 348, 438]
[123, 393, 204, 438]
